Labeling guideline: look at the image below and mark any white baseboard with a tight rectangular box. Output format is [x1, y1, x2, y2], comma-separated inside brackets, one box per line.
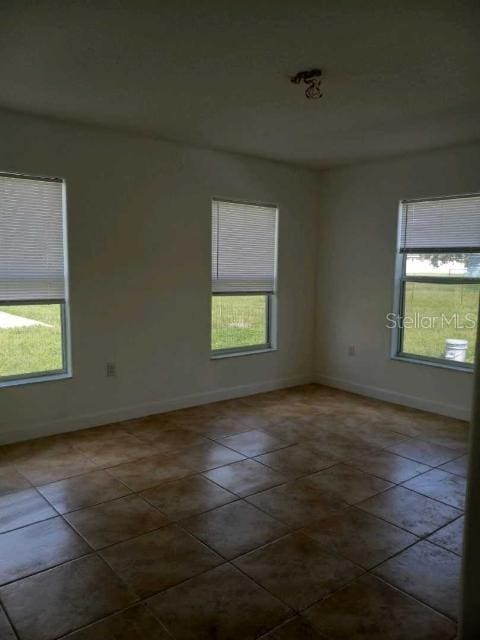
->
[0, 374, 313, 445]
[315, 373, 470, 421]
[3, 370, 469, 445]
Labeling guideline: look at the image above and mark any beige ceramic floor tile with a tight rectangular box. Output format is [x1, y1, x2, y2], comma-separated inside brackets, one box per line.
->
[0, 488, 57, 534]
[0, 606, 16, 640]
[261, 617, 327, 639]
[65, 495, 168, 549]
[62, 604, 170, 639]
[428, 516, 464, 556]
[303, 507, 417, 569]
[204, 459, 287, 497]
[219, 429, 290, 457]
[37, 469, 131, 514]
[255, 444, 337, 479]
[388, 440, 460, 466]
[247, 479, 348, 528]
[106, 455, 191, 491]
[148, 563, 291, 640]
[172, 442, 245, 471]
[357, 486, 462, 537]
[0, 517, 90, 585]
[234, 532, 363, 610]
[374, 540, 461, 620]
[100, 525, 222, 597]
[141, 474, 237, 520]
[305, 573, 456, 639]
[439, 455, 468, 478]
[0, 467, 30, 497]
[346, 450, 431, 483]
[16, 449, 98, 486]
[304, 464, 393, 504]
[0, 555, 137, 640]
[183, 500, 287, 559]
[0, 388, 466, 640]
[403, 469, 466, 510]
[73, 433, 155, 467]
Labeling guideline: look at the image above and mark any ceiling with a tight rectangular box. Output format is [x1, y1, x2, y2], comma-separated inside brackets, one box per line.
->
[2, 0, 479, 168]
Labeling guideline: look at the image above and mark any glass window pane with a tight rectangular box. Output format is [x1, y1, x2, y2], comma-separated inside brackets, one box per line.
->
[406, 253, 480, 278]
[212, 295, 268, 351]
[0, 303, 64, 379]
[402, 282, 479, 363]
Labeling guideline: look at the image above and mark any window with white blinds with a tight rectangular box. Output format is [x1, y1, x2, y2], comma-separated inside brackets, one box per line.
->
[400, 195, 480, 253]
[212, 199, 278, 294]
[0, 174, 66, 301]
[393, 192, 480, 370]
[211, 199, 278, 355]
[0, 172, 70, 384]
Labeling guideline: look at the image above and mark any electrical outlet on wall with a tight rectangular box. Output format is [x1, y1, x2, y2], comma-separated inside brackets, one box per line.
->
[348, 345, 355, 357]
[106, 362, 116, 377]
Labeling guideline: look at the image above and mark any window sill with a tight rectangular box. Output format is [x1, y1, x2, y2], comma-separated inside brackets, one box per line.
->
[211, 347, 277, 360]
[0, 372, 72, 389]
[391, 354, 474, 373]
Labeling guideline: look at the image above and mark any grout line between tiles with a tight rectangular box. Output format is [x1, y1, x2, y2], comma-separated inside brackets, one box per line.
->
[371, 572, 460, 624]
[0, 387, 466, 640]
[0, 599, 20, 640]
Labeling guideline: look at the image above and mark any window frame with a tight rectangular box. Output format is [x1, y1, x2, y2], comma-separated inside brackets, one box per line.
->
[391, 195, 480, 372]
[211, 291, 275, 358]
[0, 172, 72, 388]
[210, 197, 278, 358]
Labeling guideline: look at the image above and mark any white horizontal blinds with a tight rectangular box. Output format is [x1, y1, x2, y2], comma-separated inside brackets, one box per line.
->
[0, 174, 66, 301]
[212, 199, 277, 293]
[400, 195, 480, 253]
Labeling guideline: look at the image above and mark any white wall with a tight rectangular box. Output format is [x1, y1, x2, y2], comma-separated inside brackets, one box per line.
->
[315, 142, 480, 420]
[0, 111, 319, 443]
[2, 110, 477, 443]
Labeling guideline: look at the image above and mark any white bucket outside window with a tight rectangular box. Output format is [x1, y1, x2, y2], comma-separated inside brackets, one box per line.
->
[444, 339, 468, 362]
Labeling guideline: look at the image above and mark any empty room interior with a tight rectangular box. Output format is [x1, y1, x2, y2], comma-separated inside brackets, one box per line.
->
[1, 2, 480, 639]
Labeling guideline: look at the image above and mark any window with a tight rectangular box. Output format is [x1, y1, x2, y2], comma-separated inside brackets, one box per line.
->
[211, 199, 278, 355]
[393, 194, 480, 369]
[0, 173, 70, 384]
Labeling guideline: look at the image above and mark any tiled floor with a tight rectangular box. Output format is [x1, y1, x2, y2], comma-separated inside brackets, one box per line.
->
[0, 384, 467, 639]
